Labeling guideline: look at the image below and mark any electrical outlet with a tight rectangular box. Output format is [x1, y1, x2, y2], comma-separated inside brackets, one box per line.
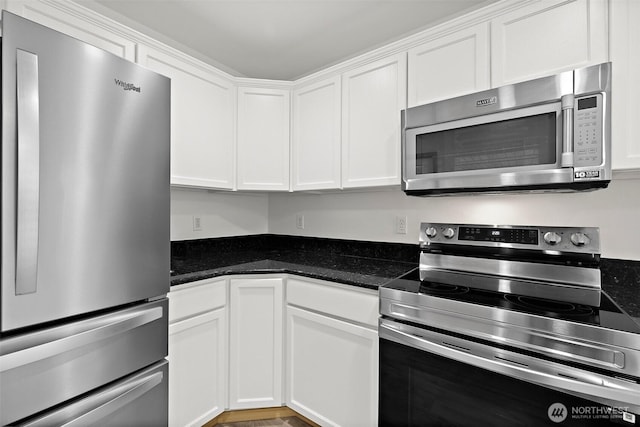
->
[296, 214, 305, 230]
[396, 215, 407, 234]
[193, 215, 202, 231]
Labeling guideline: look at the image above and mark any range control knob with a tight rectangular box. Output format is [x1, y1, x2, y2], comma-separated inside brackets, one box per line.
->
[543, 231, 562, 245]
[571, 232, 590, 246]
[443, 228, 455, 239]
[425, 227, 438, 238]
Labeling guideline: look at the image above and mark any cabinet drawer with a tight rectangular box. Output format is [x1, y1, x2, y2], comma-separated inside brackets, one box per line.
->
[286, 278, 378, 327]
[169, 279, 226, 323]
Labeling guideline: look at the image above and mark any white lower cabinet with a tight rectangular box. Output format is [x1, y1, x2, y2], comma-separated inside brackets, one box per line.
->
[168, 279, 227, 427]
[169, 275, 378, 426]
[229, 277, 284, 409]
[286, 278, 379, 427]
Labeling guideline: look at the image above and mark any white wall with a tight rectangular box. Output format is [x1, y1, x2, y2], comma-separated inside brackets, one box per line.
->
[171, 187, 268, 240]
[170, 177, 640, 260]
[268, 177, 640, 261]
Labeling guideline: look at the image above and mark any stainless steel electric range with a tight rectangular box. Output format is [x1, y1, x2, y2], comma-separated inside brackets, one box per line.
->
[379, 223, 640, 426]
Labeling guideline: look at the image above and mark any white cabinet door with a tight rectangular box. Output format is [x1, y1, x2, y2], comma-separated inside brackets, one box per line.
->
[491, 0, 608, 86]
[168, 279, 227, 427]
[138, 46, 236, 189]
[5, 0, 136, 60]
[408, 23, 490, 107]
[229, 277, 284, 409]
[237, 87, 290, 191]
[342, 53, 407, 188]
[169, 308, 227, 427]
[286, 306, 378, 427]
[610, 0, 640, 171]
[292, 76, 342, 190]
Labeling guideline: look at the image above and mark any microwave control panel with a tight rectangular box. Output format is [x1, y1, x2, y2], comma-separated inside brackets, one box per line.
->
[573, 94, 603, 167]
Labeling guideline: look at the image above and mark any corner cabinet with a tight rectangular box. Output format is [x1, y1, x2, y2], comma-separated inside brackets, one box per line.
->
[138, 45, 236, 190]
[341, 53, 407, 188]
[229, 277, 284, 409]
[237, 86, 291, 191]
[490, 0, 608, 86]
[407, 22, 490, 107]
[292, 76, 342, 191]
[168, 279, 227, 427]
[610, 0, 640, 171]
[285, 277, 379, 426]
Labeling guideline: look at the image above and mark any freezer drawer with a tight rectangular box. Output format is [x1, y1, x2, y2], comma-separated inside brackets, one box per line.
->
[0, 298, 168, 425]
[15, 360, 168, 427]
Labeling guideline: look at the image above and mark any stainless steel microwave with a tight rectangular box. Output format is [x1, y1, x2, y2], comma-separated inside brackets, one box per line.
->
[401, 62, 611, 195]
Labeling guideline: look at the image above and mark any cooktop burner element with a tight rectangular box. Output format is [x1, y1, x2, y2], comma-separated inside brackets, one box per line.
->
[419, 282, 469, 295]
[503, 294, 596, 320]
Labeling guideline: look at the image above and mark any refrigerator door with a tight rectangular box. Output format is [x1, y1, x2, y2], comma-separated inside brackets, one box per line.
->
[1, 12, 170, 331]
[0, 298, 168, 426]
[15, 360, 168, 427]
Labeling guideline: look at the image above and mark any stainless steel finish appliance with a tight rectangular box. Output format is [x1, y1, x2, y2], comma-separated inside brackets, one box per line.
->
[379, 223, 640, 425]
[402, 62, 612, 195]
[0, 12, 170, 425]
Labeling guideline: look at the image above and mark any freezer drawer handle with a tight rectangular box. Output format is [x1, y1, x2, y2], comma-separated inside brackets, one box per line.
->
[0, 306, 163, 372]
[18, 369, 164, 427]
[15, 49, 41, 296]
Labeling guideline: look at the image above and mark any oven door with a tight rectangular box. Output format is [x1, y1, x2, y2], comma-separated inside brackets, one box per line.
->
[379, 318, 640, 426]
[402, 102, 570, 194]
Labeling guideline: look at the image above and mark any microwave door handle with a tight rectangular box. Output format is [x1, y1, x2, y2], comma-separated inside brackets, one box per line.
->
[561, 94, 575, 167]
[15, 49, 41, 296]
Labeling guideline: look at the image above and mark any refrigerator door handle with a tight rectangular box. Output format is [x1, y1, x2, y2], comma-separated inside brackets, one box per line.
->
[18, 369, 165, 427]
[15, 48, 41, 296]
[0, 306, 163, 372]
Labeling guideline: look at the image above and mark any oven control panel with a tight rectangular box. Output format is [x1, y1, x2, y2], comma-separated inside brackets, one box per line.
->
[420, 223, 600, 254]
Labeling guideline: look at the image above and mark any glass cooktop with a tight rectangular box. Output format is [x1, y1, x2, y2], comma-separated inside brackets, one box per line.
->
[384, 268, 640, 335]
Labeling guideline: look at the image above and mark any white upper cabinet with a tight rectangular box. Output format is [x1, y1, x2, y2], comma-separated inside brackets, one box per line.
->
[341, 53, 407, 188]
[237, 86, 291, 191]
[408, 23, 490, 107]
[292, 76, 342, 191]
[5, 0, 136, 60]
[490, 0, 608, 87]
[138, 46, 236, 190]
[610, 0, 640, 171]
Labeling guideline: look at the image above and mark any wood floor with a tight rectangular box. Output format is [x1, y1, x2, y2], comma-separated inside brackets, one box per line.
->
[204, 407, 320, 427]
[216, 416, 314, 427]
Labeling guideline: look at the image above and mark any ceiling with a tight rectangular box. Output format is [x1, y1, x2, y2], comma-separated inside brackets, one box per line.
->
[79, 0, 498, 81]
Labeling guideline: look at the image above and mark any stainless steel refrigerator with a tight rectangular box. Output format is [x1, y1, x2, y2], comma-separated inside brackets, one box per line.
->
[0, 11, 170, 426]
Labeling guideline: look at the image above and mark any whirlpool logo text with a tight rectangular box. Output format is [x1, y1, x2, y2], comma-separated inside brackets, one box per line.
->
[114, 79, 141, 93]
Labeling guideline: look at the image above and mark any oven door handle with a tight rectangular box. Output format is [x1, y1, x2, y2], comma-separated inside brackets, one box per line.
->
[379, 319, 640, 413]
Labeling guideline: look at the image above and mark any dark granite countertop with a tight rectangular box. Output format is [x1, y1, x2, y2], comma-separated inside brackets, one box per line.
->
[171, 234, 640, 319]
[171, 236, 417, 290]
